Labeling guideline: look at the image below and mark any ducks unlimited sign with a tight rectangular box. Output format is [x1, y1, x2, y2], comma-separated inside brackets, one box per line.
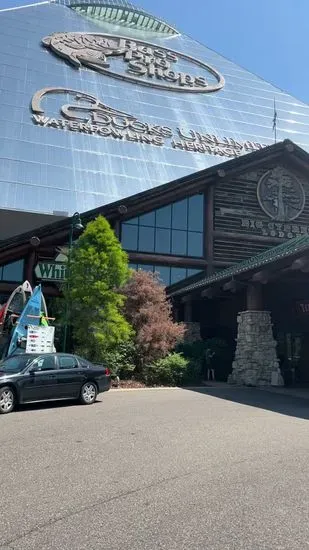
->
[31, 88, 265, 159]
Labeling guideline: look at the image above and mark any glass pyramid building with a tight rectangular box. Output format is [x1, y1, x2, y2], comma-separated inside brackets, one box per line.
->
[1, 0, 309, 218]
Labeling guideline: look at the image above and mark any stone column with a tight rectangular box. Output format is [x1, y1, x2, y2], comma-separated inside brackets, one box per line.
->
[182, 299, 201, 342]
[228, 284, 282, 386]
[183, 322, 201, 343]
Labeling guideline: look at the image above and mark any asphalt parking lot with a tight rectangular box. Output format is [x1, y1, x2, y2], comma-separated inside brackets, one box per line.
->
[1, 386, 309, 550]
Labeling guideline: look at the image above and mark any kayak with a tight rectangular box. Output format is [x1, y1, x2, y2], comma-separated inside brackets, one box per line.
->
[7, 285, 45, 357]
[0, 280, 32, 335]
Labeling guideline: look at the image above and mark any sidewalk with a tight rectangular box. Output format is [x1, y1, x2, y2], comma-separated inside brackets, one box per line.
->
[257, 385, 309, 400]
[202, 381, 309, 400]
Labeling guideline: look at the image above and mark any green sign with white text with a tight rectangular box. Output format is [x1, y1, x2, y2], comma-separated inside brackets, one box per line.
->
[35, 262, 67, 282]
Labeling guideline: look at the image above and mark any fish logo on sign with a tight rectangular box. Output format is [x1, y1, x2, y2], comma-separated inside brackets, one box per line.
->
[42, 32, 225, 94]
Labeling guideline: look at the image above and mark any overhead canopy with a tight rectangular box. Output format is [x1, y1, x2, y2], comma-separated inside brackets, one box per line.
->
[169, 235, 309, 298]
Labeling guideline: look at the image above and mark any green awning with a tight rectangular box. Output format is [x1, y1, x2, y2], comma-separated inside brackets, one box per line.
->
[170, 234, 309, 297]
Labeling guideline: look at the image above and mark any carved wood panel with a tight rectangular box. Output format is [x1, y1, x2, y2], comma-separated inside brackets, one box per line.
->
[214, 163, 309, 265]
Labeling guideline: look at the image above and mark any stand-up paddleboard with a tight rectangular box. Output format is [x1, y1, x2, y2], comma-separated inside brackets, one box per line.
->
[41, 292, 48, 319]
[7, 284, 42, 357]
[0, 280, 32, 335]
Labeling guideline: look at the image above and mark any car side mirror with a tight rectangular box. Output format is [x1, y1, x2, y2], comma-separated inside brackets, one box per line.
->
[29, 367, 37, 375]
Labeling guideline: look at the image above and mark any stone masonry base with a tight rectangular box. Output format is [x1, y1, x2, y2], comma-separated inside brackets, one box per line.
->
[229, 310, 282, 387]
[183, 322, 201, 343]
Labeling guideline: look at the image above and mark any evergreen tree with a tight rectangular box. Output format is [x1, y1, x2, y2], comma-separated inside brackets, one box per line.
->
[65, 216, 132, 360]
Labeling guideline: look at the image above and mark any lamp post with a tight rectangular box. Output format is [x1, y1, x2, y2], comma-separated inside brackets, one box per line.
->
[62, 212, 84, 352]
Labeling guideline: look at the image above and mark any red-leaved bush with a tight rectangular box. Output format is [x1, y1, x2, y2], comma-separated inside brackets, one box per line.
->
[122, 270, 185, 367]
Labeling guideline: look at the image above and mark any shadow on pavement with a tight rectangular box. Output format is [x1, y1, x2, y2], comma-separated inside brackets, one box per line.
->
[184, 386, 309, 420]
[14, 399, 102, 414]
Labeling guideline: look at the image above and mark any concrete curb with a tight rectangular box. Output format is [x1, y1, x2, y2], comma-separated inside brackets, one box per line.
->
[110, 384, 228, 392]
[111, 386, 191, 392]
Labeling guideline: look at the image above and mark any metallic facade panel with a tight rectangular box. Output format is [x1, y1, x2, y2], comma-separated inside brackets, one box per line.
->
[0, 1, 309, 217]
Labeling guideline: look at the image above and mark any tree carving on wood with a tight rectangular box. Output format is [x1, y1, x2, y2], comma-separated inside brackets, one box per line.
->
[257, 166, 305, 222]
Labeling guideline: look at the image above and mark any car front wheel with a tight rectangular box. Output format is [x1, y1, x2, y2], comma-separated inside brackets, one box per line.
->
[80, 382, 97, 405]
[0, 386, 15, 414]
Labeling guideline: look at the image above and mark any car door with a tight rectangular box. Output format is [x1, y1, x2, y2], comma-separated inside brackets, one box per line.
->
[55, 355, 86, 398]
[20, 355, 59, 403]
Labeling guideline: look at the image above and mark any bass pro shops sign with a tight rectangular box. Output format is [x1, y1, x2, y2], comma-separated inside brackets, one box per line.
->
[42, 33, 225, 94]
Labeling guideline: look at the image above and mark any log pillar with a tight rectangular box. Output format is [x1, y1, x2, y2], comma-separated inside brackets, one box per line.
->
[246, 283, 263, 310]
[25, 250, 36, 287]
[183, 300, 193, 322]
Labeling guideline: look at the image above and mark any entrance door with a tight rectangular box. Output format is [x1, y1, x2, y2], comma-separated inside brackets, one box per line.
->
[277, 332, 304, 385]
[297, 335, 309, 384]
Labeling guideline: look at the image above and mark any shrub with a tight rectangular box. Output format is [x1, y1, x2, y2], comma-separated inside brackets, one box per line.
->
[140, 353, 202, 386]
[176, 340, 208, 360]
[103, 340, 137, 379]
[142, 353, 188, 386]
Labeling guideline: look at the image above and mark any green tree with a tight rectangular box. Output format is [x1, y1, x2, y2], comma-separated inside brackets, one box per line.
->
[65, 216, 132, 360]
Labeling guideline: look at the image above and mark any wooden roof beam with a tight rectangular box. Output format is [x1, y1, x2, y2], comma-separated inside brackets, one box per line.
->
[222, 279, 241, 293]
[201, 287, 218, 299]
[251, 270, 271, 284]
[291, 256, 309, 271]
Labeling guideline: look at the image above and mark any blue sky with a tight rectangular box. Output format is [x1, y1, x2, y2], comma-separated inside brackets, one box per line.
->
[1, 0, 308, 104]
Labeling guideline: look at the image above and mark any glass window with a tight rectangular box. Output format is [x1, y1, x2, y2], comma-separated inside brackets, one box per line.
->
[138, 226, 155, 252]
[155, 228, 171, 254]
[172, 230, 187, 256]
[121, 224, 138, 250]
[187, 232, 203, 257]
[58, 356, 78, 369]
[32, 356, 56, 371]
[121, 195, 204, 258]
[138, 264, 153, 273]
[154, 266, 171, 286]
[187, 268, 202, 278]
[125, 217, 139, 226]
[188, 195, 204, 232]
[156, 205, 171, 228]
[139, 211, 155, 227]
[2, 260, 24, 282]
[126, 263, 202, 288]
[171, 267, 187, 285]
[172, 200, 187, 230]
[0, 355, 32, 373]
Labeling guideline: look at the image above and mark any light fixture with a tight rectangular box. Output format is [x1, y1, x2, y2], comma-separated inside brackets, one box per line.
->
[72, 212, 84, 232]
[118, 205, 127, 215]
[30, 236, 40, 247]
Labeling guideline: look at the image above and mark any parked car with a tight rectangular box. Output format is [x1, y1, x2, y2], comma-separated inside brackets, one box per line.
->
[0, 353, 111, 414]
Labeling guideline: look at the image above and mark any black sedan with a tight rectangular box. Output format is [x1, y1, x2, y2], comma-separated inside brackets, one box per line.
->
[0, 353, 111, 414]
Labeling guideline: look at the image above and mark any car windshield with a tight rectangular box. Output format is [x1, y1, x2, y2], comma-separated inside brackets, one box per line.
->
[0, 356, 33, 373]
